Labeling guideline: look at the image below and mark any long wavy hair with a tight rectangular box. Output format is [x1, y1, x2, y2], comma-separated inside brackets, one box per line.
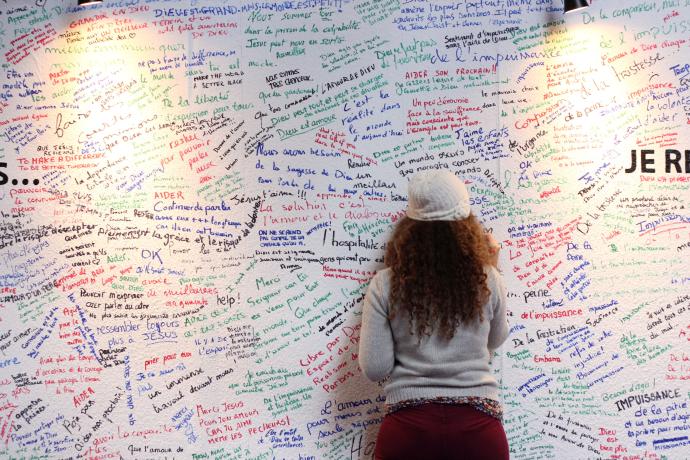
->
[384, 214, 492, 340]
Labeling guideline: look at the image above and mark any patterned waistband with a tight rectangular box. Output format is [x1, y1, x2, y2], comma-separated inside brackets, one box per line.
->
[385, 396, 503, 421]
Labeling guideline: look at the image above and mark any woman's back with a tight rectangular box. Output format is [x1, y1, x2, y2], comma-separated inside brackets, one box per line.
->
[360, 265, 508, 405]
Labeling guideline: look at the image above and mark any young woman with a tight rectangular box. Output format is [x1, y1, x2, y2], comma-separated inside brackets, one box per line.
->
[359, 170, 510, 460]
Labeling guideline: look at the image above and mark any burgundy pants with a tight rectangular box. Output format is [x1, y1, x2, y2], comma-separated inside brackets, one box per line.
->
[374, 404, 510, 460]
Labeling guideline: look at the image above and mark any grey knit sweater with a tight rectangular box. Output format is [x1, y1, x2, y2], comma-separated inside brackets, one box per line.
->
[358, 266, 509, 404]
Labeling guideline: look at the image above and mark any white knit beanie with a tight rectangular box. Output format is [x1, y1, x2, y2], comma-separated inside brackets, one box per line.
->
[406, 170, 471, 221]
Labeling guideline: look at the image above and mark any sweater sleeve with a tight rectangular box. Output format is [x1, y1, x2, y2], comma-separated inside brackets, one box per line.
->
[487, 267, 509, 351]
[358, 272, 395, 382]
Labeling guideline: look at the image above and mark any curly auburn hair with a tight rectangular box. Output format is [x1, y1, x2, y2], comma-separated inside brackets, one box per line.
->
[384, 214, 493, 341]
